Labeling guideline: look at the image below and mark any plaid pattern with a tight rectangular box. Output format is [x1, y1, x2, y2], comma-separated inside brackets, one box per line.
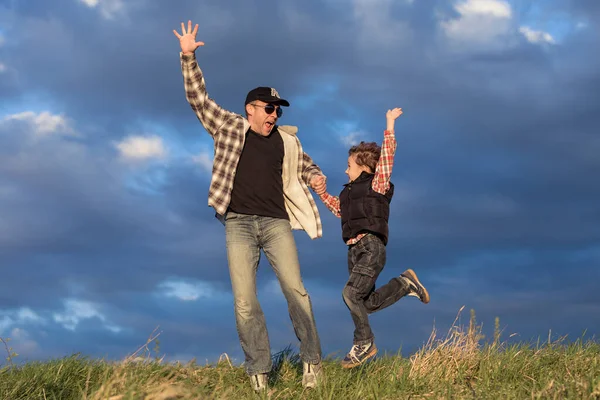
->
[372, 130, 397, 194]
[294, 133, 324, 238]
[319, 130, 397, 245]
[180, 53, 323, 238]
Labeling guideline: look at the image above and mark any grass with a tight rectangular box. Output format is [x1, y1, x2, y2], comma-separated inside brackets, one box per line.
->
[1, 308, 599, 399]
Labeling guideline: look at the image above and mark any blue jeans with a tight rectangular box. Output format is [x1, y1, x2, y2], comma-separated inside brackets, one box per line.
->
[225, 212, 322, 375]
[343, 234, 410, 345]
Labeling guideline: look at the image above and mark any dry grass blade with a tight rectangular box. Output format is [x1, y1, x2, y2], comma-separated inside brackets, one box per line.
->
[217, 353, 233, 368]
[124, 326, 163, 364]
[409, 306, 484, 384]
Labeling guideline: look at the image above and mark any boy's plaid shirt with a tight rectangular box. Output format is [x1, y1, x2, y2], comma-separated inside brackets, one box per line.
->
[180, 53, 323, 237]
[319, 130, 397, 245]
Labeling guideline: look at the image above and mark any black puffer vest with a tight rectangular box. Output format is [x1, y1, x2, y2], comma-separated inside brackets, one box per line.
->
[339, 171, 394, 245]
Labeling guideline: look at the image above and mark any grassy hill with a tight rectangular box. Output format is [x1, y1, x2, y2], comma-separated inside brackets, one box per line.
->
[1, 310, 599, 399]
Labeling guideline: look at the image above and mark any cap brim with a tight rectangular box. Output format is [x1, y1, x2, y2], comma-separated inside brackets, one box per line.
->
[272, 99, 290, 107]
[261, 95, 290, 107]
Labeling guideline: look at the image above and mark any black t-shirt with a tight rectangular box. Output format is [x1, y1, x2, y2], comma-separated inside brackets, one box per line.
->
[228, 127, 288, 220]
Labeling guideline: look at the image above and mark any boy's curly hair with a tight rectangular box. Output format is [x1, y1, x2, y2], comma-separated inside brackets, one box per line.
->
[349, 141, 381, 173]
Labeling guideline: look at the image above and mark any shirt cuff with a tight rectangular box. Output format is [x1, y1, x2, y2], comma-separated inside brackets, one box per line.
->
[319, 192, 332, 201]
[384, 130, 395, 136]
[180, 52, 196, 61]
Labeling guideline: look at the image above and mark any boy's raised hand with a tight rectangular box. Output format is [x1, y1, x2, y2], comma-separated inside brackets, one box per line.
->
[386, 107, 403, 120]
[386, 107, 403, 131]
[173, 20, 205, 55]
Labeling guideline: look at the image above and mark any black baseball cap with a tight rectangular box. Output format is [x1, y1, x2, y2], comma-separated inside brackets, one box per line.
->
[245, 87, 290, 107]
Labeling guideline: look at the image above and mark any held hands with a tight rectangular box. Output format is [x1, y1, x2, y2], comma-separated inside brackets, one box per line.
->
[386, 107, 403, 132]
[173, 20, 205, 55]
[310, 175, 327, 196]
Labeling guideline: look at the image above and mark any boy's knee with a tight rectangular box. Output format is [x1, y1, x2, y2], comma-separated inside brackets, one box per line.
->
[342, 284, 357, 304]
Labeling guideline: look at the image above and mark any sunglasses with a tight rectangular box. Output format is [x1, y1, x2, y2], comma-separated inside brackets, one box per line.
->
[252, 103, 283, 118]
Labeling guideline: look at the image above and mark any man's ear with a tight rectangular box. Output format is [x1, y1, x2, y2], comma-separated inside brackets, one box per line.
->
[245, 104, 253, 117]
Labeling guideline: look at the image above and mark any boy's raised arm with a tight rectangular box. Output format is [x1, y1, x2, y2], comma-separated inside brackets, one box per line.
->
[373, 107, 402, 194]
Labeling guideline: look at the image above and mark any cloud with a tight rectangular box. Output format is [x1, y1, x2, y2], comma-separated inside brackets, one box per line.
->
[0, 316, 14, 335]
[340, 131, 363, 147]
[455, 0, 511, 18]
[16, 308, 44, 323]
[6, 328, 40, 356]
[519, 26, 556, 44]
[329, 120, 370, 148]
[78, 0, 125, 19]
[53, 299, 121, 332]
[0, 63, 6, 73]
[191, 150, 213, 173]
[115, 135, 168, 162]
[352, 0, 414, 51]
[0, 308, 45, 336]
[440, 0, 514, 47]
[158, 279, 221, 302]
[2, 111, 75, 137]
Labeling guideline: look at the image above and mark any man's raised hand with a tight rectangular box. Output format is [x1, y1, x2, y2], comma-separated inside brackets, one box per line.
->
[173, 20, 205, 55]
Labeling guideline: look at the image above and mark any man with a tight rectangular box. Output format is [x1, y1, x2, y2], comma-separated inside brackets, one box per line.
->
[173, 20, 327, 391]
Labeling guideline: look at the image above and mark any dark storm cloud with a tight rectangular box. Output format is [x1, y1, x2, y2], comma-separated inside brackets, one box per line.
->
[0, 114, 228, 308]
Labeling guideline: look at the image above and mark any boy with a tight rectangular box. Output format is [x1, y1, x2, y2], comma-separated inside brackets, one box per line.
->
[316, 108, 430, 368]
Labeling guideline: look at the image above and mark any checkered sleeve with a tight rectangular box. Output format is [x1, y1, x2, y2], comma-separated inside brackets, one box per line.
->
[301, 151, 324, 186]
[180, 53, 236, 137]
[372, 130, 397, 194]
[319, 193, 341, 218]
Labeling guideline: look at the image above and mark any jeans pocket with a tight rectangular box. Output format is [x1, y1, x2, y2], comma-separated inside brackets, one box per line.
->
[225, 211, 239, 221]
[347, 265, 377, 295]
[351, 265, 376, 278]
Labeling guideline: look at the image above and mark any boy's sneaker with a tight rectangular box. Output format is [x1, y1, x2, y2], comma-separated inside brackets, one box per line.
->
[250, 373, 268, 392]
[341, 342, 378, 369]
[302, 361, 323, 389]
[401, 268, 430, 304]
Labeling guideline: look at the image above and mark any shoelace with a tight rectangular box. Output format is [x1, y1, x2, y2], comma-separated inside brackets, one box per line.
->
[405, 279, 421, 298]
[348, 344, 369, 362]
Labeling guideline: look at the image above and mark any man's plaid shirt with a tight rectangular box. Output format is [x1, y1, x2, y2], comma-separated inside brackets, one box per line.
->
[319, 130, 397, 245]
[180, 53, 324, 238]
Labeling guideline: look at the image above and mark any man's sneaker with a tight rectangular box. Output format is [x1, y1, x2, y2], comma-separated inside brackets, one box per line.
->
[401, 268, 430, 304]
[250, 373, 268, 392]
[302, 361, 323, 389]
[341, 342, 378, 369]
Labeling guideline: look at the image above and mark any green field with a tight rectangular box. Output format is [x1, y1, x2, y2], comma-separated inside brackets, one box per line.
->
[1, 310, 599, 399]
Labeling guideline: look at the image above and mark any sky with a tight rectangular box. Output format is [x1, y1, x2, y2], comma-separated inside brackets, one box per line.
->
[0, 0, 599, 366]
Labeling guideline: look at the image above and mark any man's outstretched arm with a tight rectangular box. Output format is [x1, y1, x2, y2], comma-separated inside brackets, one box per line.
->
[174, 20, 235, 137]
[301, 151, 328, 195]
